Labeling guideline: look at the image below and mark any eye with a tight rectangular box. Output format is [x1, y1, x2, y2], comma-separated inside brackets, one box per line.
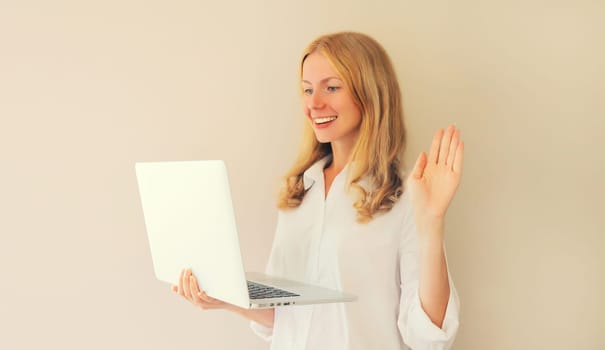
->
[327, 86, 341, 92]
[302, 88, 313, 95]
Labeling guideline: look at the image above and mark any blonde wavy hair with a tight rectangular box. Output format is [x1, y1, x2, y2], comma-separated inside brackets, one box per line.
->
[277, 31, 407, 223]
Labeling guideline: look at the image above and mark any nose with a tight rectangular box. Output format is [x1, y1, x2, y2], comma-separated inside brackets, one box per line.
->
[308, 91, 325, 109]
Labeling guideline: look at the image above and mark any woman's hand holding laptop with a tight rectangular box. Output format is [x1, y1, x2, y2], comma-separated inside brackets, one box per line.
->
[171, 268, 275, 328]
[171, 268, 233, 311]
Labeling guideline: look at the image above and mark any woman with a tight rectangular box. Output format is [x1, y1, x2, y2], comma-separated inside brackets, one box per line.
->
[173, 31, 463, 350]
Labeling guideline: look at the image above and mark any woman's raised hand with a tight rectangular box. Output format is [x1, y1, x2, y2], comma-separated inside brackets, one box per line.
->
[407, 124, 464, 234]
[171, 268, 235, 311]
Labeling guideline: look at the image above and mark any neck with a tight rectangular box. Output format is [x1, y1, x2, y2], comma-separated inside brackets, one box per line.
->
[327, 138, 355, 173]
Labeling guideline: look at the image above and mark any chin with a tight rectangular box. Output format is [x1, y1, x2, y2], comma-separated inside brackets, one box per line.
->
[313, 133, 333, 144]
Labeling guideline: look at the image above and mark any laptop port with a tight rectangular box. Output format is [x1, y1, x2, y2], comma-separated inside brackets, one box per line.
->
[283, 302, 290, 305]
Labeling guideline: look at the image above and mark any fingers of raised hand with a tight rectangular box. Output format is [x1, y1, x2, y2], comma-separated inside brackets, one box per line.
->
[446, 127, 461, 168]
[411, 152, 427, 180]
[428, 128, 444, 164]
[429, 124, 462, 172]
[437, 125, 455, 165]
[453, 141, 464, 174]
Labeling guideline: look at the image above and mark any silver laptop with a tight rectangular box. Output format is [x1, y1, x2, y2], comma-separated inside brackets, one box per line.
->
[135, 160, 356, 309]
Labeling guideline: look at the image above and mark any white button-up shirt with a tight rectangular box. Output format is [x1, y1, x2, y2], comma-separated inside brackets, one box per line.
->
[251, 156, 460, 349]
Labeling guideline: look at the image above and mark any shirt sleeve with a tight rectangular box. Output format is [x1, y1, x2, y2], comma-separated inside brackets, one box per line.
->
[250, 319, 273, 342]
[397, 193, 460, 350]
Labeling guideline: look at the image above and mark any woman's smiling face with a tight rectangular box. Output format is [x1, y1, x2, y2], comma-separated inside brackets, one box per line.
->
[301, 52, 362, 146]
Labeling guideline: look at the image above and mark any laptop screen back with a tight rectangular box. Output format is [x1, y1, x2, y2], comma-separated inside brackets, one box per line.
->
[135, 160, 250, 308]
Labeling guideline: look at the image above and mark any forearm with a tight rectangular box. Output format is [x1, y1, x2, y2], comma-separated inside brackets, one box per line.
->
[229, 305, 275, 328]
[418, 219, 450, 329]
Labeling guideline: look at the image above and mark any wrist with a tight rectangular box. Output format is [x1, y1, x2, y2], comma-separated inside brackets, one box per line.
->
[419, 234, 445, 256]
[226, 303, 245, 315]
[416, 216, 445, 239]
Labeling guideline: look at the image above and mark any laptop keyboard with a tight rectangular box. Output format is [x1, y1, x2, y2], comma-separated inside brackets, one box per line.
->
[247, 281, 300, 300]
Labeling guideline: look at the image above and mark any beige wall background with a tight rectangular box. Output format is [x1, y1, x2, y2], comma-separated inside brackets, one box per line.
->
[1, 1, 603, 349]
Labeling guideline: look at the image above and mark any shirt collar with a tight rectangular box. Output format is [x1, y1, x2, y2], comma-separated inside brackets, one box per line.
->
[301, 155, 379, 194]
[302, 155, 332, 191]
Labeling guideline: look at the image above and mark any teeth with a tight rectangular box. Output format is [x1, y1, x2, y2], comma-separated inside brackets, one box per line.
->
[315, 116, 337, 124]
